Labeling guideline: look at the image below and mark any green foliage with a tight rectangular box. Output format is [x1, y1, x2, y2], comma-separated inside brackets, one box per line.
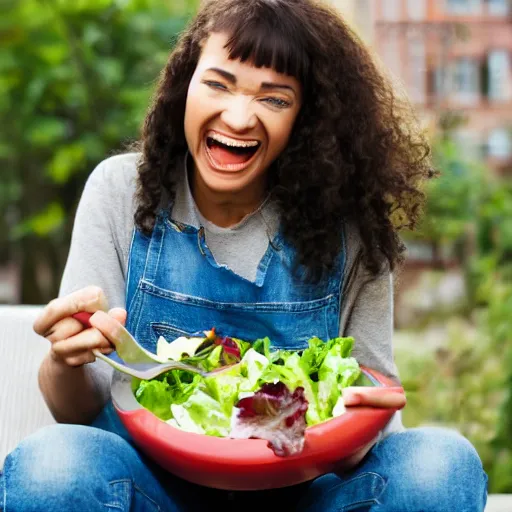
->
[397, 132, 512, 491]
[477, 181, 512, 257]
[0, 0, 199, 302]
[397, 241, 512, 492]
[397, 313, 511, 493]
[406, 136, 486, 247]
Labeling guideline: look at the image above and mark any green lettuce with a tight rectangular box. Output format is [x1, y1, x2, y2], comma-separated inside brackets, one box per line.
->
[134, 333, 361, 434]
[135, 371, 202, 421]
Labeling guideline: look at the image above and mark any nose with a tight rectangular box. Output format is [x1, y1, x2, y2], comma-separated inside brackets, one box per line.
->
[220, 96, 258, 132]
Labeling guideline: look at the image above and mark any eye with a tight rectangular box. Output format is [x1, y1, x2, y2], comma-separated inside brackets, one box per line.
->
[202, 80, 228, 91]
[261, 97, 292, 109]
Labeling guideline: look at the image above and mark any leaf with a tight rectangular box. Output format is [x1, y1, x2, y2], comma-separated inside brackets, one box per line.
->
[229, 382, 309, 457]
[96, 58, 123, 87]
[37, 43, 68, 65]
[12, 202, 65, 238]
[135, 379, 174, 421]
[0, 142, 13, 159]
[27, 117, 67, 146]
[47, 143, 86, 184]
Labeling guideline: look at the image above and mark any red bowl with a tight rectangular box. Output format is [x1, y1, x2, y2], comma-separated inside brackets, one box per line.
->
[111, 366, 402, 490]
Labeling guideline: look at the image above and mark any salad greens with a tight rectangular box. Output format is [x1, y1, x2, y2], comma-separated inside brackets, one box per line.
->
[134, 329, 361, 456]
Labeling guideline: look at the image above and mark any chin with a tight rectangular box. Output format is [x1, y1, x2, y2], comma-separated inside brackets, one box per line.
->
[199, 170, 255, 195]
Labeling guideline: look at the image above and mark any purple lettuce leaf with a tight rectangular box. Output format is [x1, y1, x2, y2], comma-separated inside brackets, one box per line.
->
[229, 382, 309, 457]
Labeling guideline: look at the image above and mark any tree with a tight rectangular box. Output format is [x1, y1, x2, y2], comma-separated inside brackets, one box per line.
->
[0, 0, 200, 303]
[403, 134, 487, 267]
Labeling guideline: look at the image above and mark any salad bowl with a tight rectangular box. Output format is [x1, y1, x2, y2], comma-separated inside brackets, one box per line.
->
[110, 364, 402, 491]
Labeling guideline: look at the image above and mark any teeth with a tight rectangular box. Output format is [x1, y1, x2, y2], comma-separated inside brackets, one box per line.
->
[208, 132, 259, 148]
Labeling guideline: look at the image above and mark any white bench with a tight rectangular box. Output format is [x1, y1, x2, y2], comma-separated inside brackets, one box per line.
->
[0, 305, 55, 463]
[0, 305, 509, 511]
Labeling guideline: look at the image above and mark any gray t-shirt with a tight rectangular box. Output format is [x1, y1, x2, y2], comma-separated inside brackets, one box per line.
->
[60, 152, 403, 434]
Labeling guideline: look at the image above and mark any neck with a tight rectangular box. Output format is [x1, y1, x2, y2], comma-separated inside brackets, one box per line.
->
[190, 172, 267, 228]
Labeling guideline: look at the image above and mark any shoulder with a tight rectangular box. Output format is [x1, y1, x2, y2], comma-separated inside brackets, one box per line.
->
[80, 152, 141, 272]
[82, 152, 140, 225]
[88, 152, 140, 193]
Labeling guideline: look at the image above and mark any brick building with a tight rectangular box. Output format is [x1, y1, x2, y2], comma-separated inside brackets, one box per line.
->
[355, 0, 512, 174]
[329, 1, 512, 314]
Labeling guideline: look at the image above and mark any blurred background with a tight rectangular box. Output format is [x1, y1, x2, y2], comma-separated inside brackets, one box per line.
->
[0, 0, 511, 493]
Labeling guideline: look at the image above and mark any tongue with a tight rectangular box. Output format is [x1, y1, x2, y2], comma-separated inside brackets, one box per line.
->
[209, 144, 253, 166]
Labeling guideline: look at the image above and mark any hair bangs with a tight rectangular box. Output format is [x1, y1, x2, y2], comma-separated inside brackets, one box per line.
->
[211, 2, 310, 86]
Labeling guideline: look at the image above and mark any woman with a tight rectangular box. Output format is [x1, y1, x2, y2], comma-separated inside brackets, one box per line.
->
[1, 0, 487, 511]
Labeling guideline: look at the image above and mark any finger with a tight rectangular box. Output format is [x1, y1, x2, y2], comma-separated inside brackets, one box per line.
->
[89, 310, 128, 349]
[44, 316, 85, 343]
[343, 387, 406, 409]
[34, 286, 108, 336]
[52, 346, 114, 368]
[50, 348, 97, 368]
[51, 327, 113, 362]
[108, 307, 127, 326]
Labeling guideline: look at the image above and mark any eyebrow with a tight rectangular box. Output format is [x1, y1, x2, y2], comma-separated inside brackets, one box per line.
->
[206, 67, 297, 97]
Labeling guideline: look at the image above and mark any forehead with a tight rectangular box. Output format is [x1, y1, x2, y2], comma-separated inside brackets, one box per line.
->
[196, 33, 300, 88]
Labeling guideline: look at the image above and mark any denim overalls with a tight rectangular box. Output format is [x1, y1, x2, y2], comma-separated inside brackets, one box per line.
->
[1, 205, 488, 512]
[124, 208, 346, 351]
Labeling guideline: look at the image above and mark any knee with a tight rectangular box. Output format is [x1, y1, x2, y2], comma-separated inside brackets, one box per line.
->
[397, 427, 488, 511]
[4, 424, 130, 495]
[406, 427, 485, 481]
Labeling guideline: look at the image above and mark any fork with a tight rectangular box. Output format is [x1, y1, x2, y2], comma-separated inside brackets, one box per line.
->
[72, 312, 222, 380]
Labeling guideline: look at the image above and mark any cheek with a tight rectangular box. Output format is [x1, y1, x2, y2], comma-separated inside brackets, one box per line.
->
[184, 83, 212, 143]
[266, 115, 297, 156]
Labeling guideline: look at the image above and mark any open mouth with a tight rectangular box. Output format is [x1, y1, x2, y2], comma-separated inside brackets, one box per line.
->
[205, 135, 261, 171]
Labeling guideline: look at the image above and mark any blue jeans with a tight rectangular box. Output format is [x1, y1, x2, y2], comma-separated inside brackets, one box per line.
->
[1, 411, 488, 511]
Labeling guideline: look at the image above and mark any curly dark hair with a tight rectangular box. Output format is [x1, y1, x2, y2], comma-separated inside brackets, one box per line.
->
[134, 0, 434, 280]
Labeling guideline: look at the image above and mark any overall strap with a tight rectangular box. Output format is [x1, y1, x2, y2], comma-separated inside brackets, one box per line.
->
[142, 211, 168, 284]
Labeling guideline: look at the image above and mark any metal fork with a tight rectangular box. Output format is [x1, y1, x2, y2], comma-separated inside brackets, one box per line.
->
[72, 312, 220, 380]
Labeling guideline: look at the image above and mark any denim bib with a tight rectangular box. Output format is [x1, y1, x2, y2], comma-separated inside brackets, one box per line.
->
[125, 209, 345, 351]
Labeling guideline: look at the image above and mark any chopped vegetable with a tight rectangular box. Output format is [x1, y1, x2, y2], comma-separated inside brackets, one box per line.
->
[230, 382, 308, 457]
[134, 330, 361, 456]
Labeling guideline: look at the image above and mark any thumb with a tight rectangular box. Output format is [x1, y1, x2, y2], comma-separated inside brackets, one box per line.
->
[108, 307, 127, 326]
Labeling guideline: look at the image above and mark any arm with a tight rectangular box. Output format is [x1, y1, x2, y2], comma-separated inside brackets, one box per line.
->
[343, 257, 405, 403]
[335, 256, 406, 471]
[39, 358, 107, 425]
[36, 156, 136, 424]
[343, 255, 400, 381]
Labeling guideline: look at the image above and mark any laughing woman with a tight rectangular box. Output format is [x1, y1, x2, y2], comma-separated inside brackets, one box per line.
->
[1, 0, 487, 511]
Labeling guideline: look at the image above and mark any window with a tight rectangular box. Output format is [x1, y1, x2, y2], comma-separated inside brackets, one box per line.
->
[382, 33, 402, 79]
[407, 0, 427, 19]
[382, 0, 401, 20]
[408, 37, 426, 103]
[434, 66, 450, 99]
[451, 57, 481, 104]
[487, 0, 510, 16]
[488, 50, 512, 101]
[488, 128, 512, 158]
[446, 0, 483, 14]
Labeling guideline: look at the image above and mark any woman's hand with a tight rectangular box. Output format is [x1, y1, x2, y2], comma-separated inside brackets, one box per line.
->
[342, 386, 406, 409]
[33, 285, 127, 368]
[334, 386, 406, 473]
